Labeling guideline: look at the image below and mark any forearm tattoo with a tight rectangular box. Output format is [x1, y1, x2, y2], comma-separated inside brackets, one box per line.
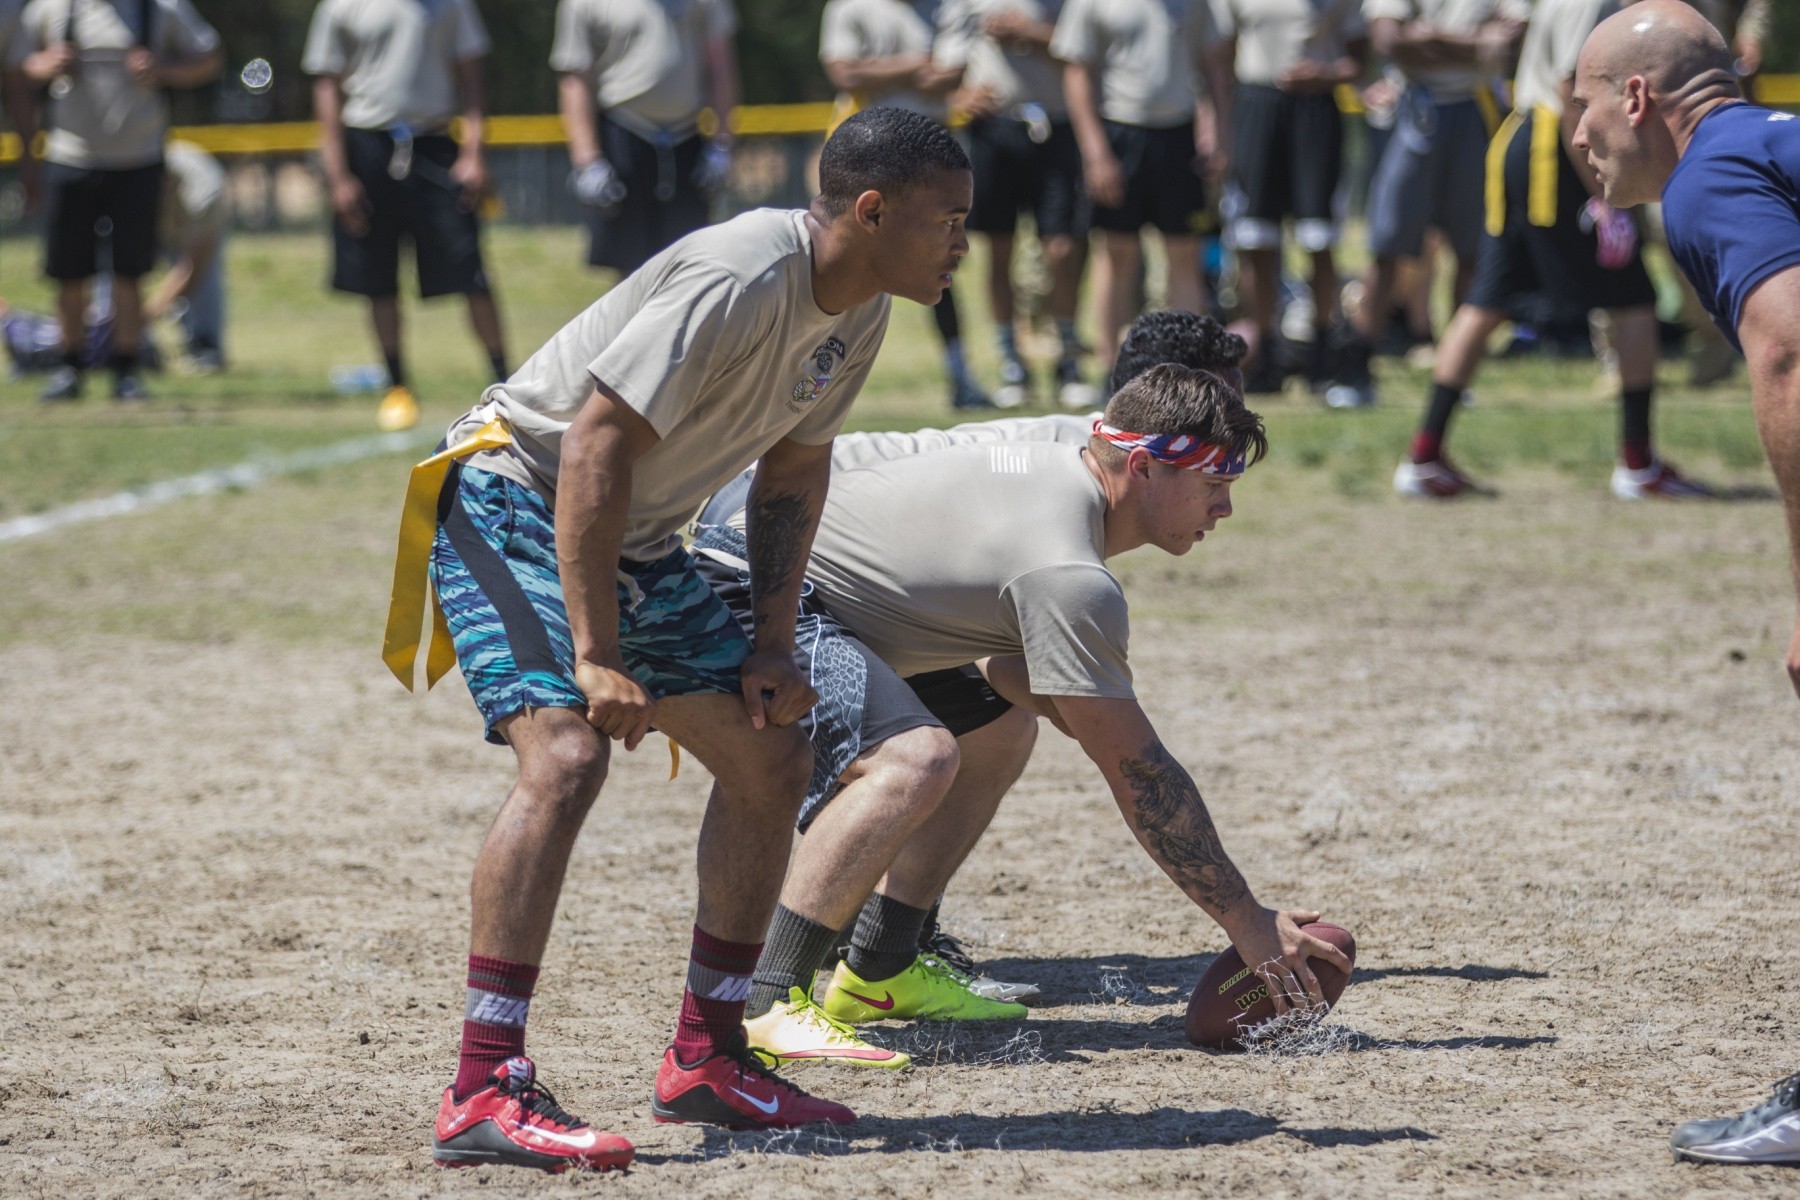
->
[1119, 742, 1250, 913]
[745, 489, 814, 630]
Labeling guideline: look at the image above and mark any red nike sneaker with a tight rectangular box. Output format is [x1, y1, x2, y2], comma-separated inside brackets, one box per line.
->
[652, 1031, 857, 1129]
[432, 1057, 634, 1172]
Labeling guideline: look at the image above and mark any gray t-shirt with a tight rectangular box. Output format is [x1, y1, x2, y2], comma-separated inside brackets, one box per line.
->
[302, 0, 491, 133]
[783, 441, 1135, 696]
[17, 0, 219, 170]
[1049, 0, 1214, 130]
[449, 208, 892, 562]
[1210, 0, 1364, 88]
[550, 0, 737, 133]
[933, 0, 1068, 120]
[820, 0, 945, 119]
[829, 412, 1090, 471]
[1511, 0, 1615, 115]
[1360, 0, 1528, 100]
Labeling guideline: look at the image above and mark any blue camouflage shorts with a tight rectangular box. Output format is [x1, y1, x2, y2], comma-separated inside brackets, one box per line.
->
[430, 465, 750, 744]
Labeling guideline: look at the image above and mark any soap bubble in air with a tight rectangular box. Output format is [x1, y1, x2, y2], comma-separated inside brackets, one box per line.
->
[240, 58, 273, 95]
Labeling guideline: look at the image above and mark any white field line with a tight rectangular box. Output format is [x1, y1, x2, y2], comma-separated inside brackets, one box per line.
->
[0, 429, 435, 544]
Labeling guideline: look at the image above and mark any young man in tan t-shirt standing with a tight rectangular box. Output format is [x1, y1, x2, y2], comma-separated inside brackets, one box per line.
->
[304, 0, 510, 434]
[1208, 0, 1367, 399]
[15, 0, 220, 403]
[1051, 0, 1217, 374]
[821, 0, 993, 410]
[552, 0, 740, 275]
[382, 108, 974, 1172]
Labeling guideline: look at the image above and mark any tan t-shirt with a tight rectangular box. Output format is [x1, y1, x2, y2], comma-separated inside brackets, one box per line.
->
[933, 0, 1068, 120]
[1511, 0, 1615, 115]
[550, 0, 737, 133]
[17, 0, 218, 169]
[302, 0, 491, 133]
[1049, 0, 1214, 130]
[158, 139, 227, 253]
[1360, 0, 1527, 99]
[1210, 0, 1363, 88]
[779, 441, 1135, 696]
[450, 208, 892, 562]
[830, 412, 1090, 471]
[820, 0, 944, 119]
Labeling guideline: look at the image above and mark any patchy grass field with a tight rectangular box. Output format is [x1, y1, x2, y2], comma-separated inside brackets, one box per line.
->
[1, 225, 1795, 1198]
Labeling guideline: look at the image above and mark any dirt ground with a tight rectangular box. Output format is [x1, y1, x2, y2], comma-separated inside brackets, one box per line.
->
[2, 455, 1797, 1199]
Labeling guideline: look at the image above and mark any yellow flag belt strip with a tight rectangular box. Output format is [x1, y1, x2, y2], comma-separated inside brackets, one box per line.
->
[379, 419, 683, 781]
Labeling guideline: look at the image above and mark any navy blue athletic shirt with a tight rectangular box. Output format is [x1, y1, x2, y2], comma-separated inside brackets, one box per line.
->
[1662, 102, 1800, 352]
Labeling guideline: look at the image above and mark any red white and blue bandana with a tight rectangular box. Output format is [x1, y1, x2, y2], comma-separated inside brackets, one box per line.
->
[1091, 418, 1248, 476]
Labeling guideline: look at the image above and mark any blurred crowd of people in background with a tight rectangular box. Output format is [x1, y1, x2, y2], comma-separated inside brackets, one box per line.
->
[0, 0, 1778, 494]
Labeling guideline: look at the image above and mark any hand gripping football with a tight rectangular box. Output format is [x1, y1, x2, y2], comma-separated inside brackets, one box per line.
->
[1185, 922, 1356, 1049]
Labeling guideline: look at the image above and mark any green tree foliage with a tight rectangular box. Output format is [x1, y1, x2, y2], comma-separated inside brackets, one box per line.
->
[1766, 1, 1800, 74]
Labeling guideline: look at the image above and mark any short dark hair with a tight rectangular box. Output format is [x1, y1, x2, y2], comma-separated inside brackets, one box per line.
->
[1109, 310, 1248, 395]
[817, 107, 971, 219]
[1094, 364, 1268, 468]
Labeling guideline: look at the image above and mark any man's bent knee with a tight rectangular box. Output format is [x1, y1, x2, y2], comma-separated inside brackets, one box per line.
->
[503, 708, 610, 808]
[981, 705, 1039, 759]
[863, 725, 961, 802]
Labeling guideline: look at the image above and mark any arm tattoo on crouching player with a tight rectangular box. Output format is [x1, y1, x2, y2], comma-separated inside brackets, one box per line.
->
[1119, 742, 1250, 913]
[745, 489, 814, 629]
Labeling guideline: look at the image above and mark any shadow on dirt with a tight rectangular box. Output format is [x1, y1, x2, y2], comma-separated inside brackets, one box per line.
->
[975, 953, 1549, 1008]
[635, 1107, 1437, 1161]
[1355, 965, 1549, 982]
[850, 1014, 1559, 1065]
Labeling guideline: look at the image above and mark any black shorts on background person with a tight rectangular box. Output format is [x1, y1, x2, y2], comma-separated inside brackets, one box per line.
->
[332, 128, 490, 299]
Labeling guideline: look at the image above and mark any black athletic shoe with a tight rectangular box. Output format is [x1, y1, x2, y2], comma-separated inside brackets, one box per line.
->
[40, 365, 83, 403]
[1322, 327, 1376, 409]
[1671, 1071, 1800, 1165]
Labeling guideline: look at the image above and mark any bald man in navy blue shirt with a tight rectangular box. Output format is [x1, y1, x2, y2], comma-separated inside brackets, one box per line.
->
[1573, 0, 1800, 1167]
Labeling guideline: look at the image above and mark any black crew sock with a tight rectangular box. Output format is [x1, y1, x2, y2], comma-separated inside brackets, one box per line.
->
[61, 349, 83, 373]
[920, 894, 943, 946]
[1410, 383, 1464, 462]
[1424, 382, 1462, 439]
[107, 351, 138, 380]
[745, 905, 842, 1019]
[1621, 387, 1653, 468]
[384, 350, 406, 391]
[846, 893, 931, 984]
[488, 350, 509, 383]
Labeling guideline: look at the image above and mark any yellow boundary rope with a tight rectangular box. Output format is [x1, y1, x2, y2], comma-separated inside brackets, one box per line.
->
[1, 79, 1794, 163]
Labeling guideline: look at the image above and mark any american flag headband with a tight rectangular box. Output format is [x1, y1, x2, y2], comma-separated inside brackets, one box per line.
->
[1091, 418, 1248, 476]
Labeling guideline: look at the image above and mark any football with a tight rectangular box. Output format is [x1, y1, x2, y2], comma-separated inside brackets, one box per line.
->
[1184, 922, 1357, 1050]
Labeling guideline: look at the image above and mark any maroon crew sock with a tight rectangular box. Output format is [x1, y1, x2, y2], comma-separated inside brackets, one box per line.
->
[454, 955, 539, 1100]
[674, 925, 762, 1065]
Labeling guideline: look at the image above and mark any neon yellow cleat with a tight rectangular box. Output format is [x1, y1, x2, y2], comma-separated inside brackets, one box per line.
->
[744, 987, 911, 1070]
[820, 954, 1030, 1024]
[377, 385, 419, 432]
